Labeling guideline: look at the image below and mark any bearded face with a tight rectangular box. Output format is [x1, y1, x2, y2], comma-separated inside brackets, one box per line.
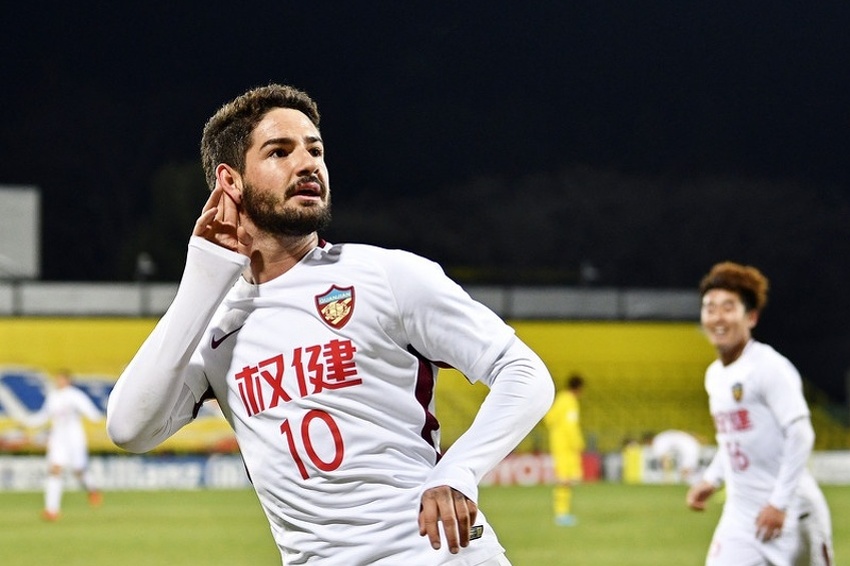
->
[242, 178, 332, 237]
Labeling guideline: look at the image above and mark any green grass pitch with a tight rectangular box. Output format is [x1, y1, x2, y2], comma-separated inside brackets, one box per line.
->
[0, 483, 847, 565]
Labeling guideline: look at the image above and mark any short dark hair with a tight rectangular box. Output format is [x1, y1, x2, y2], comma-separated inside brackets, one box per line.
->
[699, 261, 769, 312]
[567, 374, 584, 391]
[200, 84, 320, 191]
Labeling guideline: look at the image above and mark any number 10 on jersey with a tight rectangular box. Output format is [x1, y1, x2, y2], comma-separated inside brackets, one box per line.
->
[280, 410, 345, 479]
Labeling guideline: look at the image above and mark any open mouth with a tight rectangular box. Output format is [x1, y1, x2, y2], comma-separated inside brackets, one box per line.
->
[290, 179, 323, 199]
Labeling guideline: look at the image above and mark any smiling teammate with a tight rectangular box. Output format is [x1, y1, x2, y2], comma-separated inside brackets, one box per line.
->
[106, 84, 554, 565]
[686, 262, 833, 566]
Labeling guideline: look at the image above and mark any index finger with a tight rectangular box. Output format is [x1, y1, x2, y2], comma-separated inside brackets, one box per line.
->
[418, 489, 443, 551]
[194, 187, 224, 237]
[219, 186, 240, 226]
[202, 185, 224, 214]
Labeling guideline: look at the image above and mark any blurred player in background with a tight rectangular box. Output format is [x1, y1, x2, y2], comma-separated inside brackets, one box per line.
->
[544, 373, 585, 526]
[0, 370, 103, 520]
[686, 262, 834, 566]
[650, 429, 702, 484]
[107, 83, 554, 565]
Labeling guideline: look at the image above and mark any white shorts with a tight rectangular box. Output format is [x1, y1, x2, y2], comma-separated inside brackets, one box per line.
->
[706, 511, 800, 566]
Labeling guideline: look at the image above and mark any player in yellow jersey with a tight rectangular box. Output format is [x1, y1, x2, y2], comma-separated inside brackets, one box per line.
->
[545, 374, 585, 526]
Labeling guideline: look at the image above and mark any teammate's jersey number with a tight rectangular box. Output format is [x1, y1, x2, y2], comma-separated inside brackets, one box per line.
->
[280, 410, 345, 479]
[725, 441, 749, 472]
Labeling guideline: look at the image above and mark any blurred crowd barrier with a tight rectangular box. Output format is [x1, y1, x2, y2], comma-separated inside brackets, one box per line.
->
[2, 449, 848, 491]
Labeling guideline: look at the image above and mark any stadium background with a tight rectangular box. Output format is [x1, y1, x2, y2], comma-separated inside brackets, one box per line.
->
[1, 315, 847, 469]
[1, 7, 849, 564]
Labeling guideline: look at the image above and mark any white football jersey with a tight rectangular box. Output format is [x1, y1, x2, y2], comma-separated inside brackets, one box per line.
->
[704, 340, 811, 520]
[38, 386, 101, 468]
[109, 237, 554, 565]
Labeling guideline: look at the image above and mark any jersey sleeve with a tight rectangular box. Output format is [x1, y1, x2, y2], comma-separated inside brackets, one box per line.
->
[106, 237, 248, 453]
[73, 388, 103, 422]
[768, 417, 815, 510]
[760, 354, 810, 429]
[700, 447, 726, 488]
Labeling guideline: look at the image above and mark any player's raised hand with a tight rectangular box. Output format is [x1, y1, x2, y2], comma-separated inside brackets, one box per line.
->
[418, 485, 478, 554]
[193, 183, 252, 255]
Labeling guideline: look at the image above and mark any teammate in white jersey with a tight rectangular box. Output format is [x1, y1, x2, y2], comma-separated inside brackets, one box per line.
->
[6, 370, 104, 520]
[106, 84, 555, 565]
[686, 262, 834, 566]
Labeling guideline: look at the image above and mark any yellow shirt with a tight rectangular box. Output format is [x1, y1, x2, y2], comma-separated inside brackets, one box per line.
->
[545, 390, 585, 453]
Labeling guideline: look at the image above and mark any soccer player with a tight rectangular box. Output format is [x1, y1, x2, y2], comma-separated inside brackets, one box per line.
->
[106, 84, 555, 565]
[686, 262, 834, 566]
[650, 429, 702, 484]
[2, 370, 103, 520]
[544, 373, 584, 526]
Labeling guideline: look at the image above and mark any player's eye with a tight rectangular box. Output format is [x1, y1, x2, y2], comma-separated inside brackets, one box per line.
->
[309, 146, 323, 157]
[270, 148, 290, 158]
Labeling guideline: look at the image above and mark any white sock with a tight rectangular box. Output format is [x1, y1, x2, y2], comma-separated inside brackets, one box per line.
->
[45, 475, 63, 513]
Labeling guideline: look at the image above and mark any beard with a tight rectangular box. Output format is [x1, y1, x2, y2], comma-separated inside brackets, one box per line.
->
[242, 180, 332, 237]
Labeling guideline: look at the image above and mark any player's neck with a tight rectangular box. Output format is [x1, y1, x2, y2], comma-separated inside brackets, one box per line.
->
[245, 232, 319, 284]
[717, 339, 749, 366]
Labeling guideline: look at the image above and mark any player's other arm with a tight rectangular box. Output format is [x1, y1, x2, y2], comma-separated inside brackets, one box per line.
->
[108, 186, 248, 452]
[755, 416, 814, 541]
[687, 448, 724, 511]
[75, 388, 104, 423]
[107, 237, 246, 452]
[419, 338, 554, 552]
[754, 361, 814, 540]
[388, 250, 554, 552]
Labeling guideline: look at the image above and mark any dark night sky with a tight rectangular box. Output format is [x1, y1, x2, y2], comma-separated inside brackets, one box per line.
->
[3, 2, 848, 198]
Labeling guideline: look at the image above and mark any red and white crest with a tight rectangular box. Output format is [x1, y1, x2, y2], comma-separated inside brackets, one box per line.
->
[315, 285, 355, 329]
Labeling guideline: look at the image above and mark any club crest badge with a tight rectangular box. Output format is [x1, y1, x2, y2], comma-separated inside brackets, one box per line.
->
[732, 382, 744, 402]
[315, 285, 355, 329]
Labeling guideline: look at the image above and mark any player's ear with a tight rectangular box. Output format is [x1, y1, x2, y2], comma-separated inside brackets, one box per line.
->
[216, 164, 243, 204]
[746, 309, 759, 329]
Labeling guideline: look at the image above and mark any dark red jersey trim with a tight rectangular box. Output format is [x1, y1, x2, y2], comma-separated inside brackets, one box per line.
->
[192, 386, 217, 419]
[408, 346, 441, 458]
